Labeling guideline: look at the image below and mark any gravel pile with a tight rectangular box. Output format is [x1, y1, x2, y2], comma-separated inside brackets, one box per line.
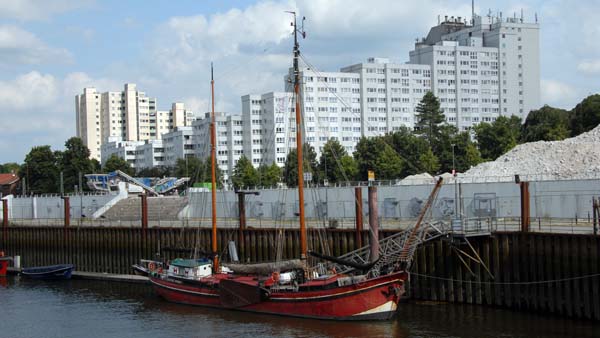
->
[462, 125, 600, 182]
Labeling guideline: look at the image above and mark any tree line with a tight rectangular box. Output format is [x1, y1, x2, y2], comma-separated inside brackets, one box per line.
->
[3, 92, 600, 194]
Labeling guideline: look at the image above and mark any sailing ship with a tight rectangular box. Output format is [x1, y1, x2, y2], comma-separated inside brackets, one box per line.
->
[149, 13, 416, 320]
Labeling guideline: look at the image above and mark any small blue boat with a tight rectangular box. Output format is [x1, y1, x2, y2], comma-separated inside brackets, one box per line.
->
[21, 264, 75, 280]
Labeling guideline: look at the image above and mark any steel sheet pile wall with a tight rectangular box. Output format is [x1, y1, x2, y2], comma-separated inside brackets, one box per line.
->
[0, 226, 381, 275]
[409, 232, 600, 320]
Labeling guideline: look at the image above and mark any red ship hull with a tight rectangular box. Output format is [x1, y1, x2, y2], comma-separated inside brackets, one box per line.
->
[150, 271, 407, 321]
[0, 257, 11, 277]
[0, 260, 8, 276]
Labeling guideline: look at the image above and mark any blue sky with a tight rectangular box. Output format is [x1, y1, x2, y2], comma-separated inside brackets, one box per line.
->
[0, 0, 598, 163]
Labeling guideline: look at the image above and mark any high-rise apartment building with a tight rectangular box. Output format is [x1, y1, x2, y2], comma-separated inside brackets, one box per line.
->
[409, 14, 539, 130]
[242, 92, 295, 167]
[162, 126, 195, 167]
[76, 84, 193, 161]
[75, 87, 102, 160]
[287, 69, 362, 157]
[340, 58, 432, 136]
[192, 112, 244, 181]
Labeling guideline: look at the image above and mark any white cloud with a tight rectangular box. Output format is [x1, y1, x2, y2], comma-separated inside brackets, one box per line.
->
[298, 0, 470, 39]
[62, 72, 121, 97]
[0, 71, 119, 135]
[541, 79, 579, 109]
[0, 0, 94, 21]
[0, 71, 58, 112]
[182, 97, 210, 116]
[0, 25, 72, 65]
[0, 70, 122, 161]
[577, 60, 600, 74]
[151, 1, 293, 76]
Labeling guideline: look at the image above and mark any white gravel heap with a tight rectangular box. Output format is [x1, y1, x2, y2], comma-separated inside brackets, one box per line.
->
[462, 124, 600, 182]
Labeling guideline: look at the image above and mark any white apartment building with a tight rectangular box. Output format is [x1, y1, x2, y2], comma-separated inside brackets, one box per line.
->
[289, 68, 362, 157]
[192, 112, 243, 181]
[135, 140, 165, 169]
[162, 126, 195, 167]
[409, 14, 539, 130]
[76, 84, 193, 161]
[75, 88, 102, 160]
[340, 58, 432, 137]
[100, 137, 144, 167]
[242, 92, 295, 167]
[101, 137, 167, 170]
[253, 60, 430, 161]
[226, 115, 244, 172]
[156, 103, 196, 139]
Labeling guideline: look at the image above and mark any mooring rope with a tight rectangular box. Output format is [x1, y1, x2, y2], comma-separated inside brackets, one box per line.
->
[409, 272, 600, 285]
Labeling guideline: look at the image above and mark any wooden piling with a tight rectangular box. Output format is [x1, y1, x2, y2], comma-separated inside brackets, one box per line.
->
[2, 199, 8, 242]
[354, 187, 363, 248]
[368, 186, 379, 262]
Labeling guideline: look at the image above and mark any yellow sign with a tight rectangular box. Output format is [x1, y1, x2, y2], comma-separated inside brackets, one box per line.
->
[368, 170, 375, 181]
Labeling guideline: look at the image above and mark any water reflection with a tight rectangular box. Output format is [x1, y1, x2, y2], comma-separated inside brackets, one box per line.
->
[1, 277, 598, 338]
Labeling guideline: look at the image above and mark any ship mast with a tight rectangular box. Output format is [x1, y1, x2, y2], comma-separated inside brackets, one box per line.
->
[210, 63, 219, 272]
[289, 12, 307, 259]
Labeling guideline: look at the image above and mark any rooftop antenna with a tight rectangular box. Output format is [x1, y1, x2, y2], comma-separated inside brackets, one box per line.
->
[471, 0, 475, 25]
[438, 15, 440, 25]
[521, 8, 524, 22]
[535, 12, 538, 23]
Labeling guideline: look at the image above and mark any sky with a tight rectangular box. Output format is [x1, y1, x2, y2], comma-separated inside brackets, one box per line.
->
[0, 0, 598, 163]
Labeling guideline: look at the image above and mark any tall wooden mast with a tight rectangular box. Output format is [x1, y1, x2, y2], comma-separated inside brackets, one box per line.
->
[210, 63, 219, 271]
[289, 12, 307, 259]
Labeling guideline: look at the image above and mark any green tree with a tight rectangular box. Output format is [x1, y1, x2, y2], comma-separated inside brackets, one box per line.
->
[231, 156, 259, 189]
[61, 137, 95, 193]
[319, 138, 355, 184]
[338, 155, 358, 182]
[418, 148, 440, 174]
[386, 127, 432, 176]
[570, 94, 600, 136]
[522, 105, 570, 142]
[90, 159, 101, 173]
[375, 146, 404, 179]
[0, 162, 20, 174]
[414, 91, 446, 145]
[452, 131, 483, 172]
[257, 162, 281, 187]
[473, 115, 522, 161]
[203, 156, 225, 189]
[432, 124, 459, 173]
[174, 157, 204, 184]
[21, 145, 59, 194]
[103, 154, 135, 176]
[283, 143, 319, 187]
[354, 137, 403, 180]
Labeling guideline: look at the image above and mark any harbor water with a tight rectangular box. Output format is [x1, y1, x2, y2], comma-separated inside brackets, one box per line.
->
[0, 276, 597, 338]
